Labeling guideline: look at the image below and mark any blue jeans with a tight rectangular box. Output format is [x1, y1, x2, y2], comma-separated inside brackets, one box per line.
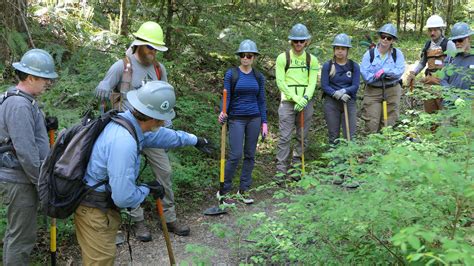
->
[222, 117, 261, 194]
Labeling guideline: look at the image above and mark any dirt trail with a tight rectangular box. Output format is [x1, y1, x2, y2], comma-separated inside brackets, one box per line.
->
[114, 188, 278, 265]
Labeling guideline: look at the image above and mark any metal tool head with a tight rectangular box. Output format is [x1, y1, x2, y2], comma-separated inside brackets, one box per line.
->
[203, 206, 228, 216]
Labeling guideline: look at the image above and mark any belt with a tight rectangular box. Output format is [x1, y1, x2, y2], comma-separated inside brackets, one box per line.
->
[369, 82, 399, 89]
[81, 190, 118, 213]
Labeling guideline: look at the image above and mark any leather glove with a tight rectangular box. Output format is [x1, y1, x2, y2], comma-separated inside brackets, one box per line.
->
[407, 71, 415, 85]
[195, 137, 215, 155]
[144, 180, 165, 199]
[218, 112, 228, 124]
[340, 94, 351, 103]
[375, 69, 385, 79]
[332, 89, 346, 100]
[96, 87, 111, 99]
[261, 123, 268, 141]
[45, 116, 59, 131]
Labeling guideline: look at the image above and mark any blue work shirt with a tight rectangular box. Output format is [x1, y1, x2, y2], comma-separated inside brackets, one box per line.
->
[84, 110, 197, 209]
[321, 60, 361, 98]
[360, 46, 405, 87]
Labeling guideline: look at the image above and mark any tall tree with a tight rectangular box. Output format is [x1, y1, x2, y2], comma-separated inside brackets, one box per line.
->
[396, 0, 401, 32]
[0, 0, 32, 64]
[164, 0, 176, 60]
[119, 0, 129, 36]
[420, 0, 425, 34]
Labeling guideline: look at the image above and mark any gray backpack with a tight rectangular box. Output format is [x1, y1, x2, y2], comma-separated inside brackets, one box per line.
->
[38, 110, 138, 218]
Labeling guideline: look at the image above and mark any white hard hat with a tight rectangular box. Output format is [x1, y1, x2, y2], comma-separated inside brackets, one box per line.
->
[425, 15, 446, 29]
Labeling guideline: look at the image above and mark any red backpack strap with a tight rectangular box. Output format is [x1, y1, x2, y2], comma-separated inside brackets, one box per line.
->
[153, 61, 162, 80]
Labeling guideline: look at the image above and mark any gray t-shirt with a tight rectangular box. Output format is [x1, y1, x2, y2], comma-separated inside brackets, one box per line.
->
[0, 87, 49, 184]
[96, 54, 172, 127]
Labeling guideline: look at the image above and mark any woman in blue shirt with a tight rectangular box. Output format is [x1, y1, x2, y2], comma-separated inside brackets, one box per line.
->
[321, 33, 360, 145]
[217, 39, 268, 205]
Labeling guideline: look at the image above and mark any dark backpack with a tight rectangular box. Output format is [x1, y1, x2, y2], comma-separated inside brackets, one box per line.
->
[38, 110, 138, 219]
[284, 49, 311, 76]
[369, 47, 399, 64]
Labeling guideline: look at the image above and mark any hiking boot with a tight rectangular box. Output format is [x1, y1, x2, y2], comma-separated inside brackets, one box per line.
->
[132, 220, 152, 242]
[115, 230, 125, 245]
[166, 220, 190, 236]
[237, 190, 254, 204]
[216, 191, 237, 206]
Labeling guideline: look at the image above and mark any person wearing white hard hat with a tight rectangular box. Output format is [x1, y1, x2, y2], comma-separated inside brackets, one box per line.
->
[407, 15, 456, 113]
[0, 49, 58, 265]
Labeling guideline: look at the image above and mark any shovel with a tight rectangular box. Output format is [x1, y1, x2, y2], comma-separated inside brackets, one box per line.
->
[204, 89, 228, 216]
[48, 127, 57, 266]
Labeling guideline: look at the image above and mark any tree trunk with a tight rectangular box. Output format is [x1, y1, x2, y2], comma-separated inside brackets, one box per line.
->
[164, 0, 175, 60]
[403, 2, 407, 32]
[420, 0, 425, 34]
[396, 0, 401, 32]
[0, 0, 32, 64]
[445, 0, 453, 30]
[414, 0, 418, 32]
[119, 0, 129, 36]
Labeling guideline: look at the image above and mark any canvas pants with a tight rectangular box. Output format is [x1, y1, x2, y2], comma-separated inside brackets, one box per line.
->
[0, 181, 38, 266]
[361, 84, 401, 133]
[323, 95, 357, 144]
[276, 99, 314, 173]
[75, 205, 121, 265]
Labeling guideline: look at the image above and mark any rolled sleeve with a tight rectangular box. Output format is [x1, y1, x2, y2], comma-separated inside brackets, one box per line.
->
[143, 128, 197, 149]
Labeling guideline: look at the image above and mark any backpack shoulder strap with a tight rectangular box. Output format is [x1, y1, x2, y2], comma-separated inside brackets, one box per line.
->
[422, 40, 431, 58]
[119, 56, 133, 93]
[253, 69, 264, 92]
[349, 59, 354, 72]
[111, 115, 139, 152]
[440, 38, 449, 52]
[392, 48, 397, 63]
[369, 48, 375, 63]
[230, 67, 239, 97]
[284, 49, 291, 72]
[153, 61, 162, 80]
[306, 51, 311, 70]
[1, 90, 35, 105]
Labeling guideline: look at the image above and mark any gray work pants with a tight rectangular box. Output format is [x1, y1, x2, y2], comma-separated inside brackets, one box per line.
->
[222, 117, 261, 194]
[129, 148, 175, 223]
[323, 95, 357, 144]
[276, 100, 314, 173]
[0, 181, 38, 266]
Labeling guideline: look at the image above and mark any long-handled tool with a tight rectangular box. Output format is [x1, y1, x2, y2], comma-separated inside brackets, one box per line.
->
[409, 78, 415, 109]
[300, 111, 305, 175]
[156, 198, 176, 265]
[382, 79, 388, 128]
[204, 89, 228, 216]
[343, 102, 351, 141]
[48, 126, 57, 266]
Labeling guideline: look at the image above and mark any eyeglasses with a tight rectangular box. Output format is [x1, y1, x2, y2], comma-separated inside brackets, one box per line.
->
[452, 38, 465, 44]
[239, 53, 254, 59]
[145, 45, 157, 51]
[292, 40, 306, 44]
[380, 35, 394, 41]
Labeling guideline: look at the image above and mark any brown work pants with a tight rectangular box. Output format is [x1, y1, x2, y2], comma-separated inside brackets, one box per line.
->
[74, 205, 121, 265]
[361, 84, 402, 134]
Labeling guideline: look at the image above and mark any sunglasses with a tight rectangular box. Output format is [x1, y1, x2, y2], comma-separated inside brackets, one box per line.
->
[239, 53, 254, 59]
[380, 35, 394, 41]
[292, 40, 306, 44]
[452, 38, 465, 44]
[145, 45, 157, 51]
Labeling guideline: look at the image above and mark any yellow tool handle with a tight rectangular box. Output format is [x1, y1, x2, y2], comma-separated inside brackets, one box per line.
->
[50, 219, 56, 252]
[383, 101, 388, 127]
[220, 89, 228, 183]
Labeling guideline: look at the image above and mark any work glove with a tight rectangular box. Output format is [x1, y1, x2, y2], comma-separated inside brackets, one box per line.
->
[454, 98, 466, 107]
[195, 137, 215, 155]
[293, 95, 308, 112]
[95, 87, 111, 99]
[261, 123, 268, 141]
[332, 89, 346, 100]
[144, 180, 165, 199]
[218, 112, 228, 124]
[340, 94, 351, 103]
[375, 69, 385, 79]
[45, 116, 59, 131]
